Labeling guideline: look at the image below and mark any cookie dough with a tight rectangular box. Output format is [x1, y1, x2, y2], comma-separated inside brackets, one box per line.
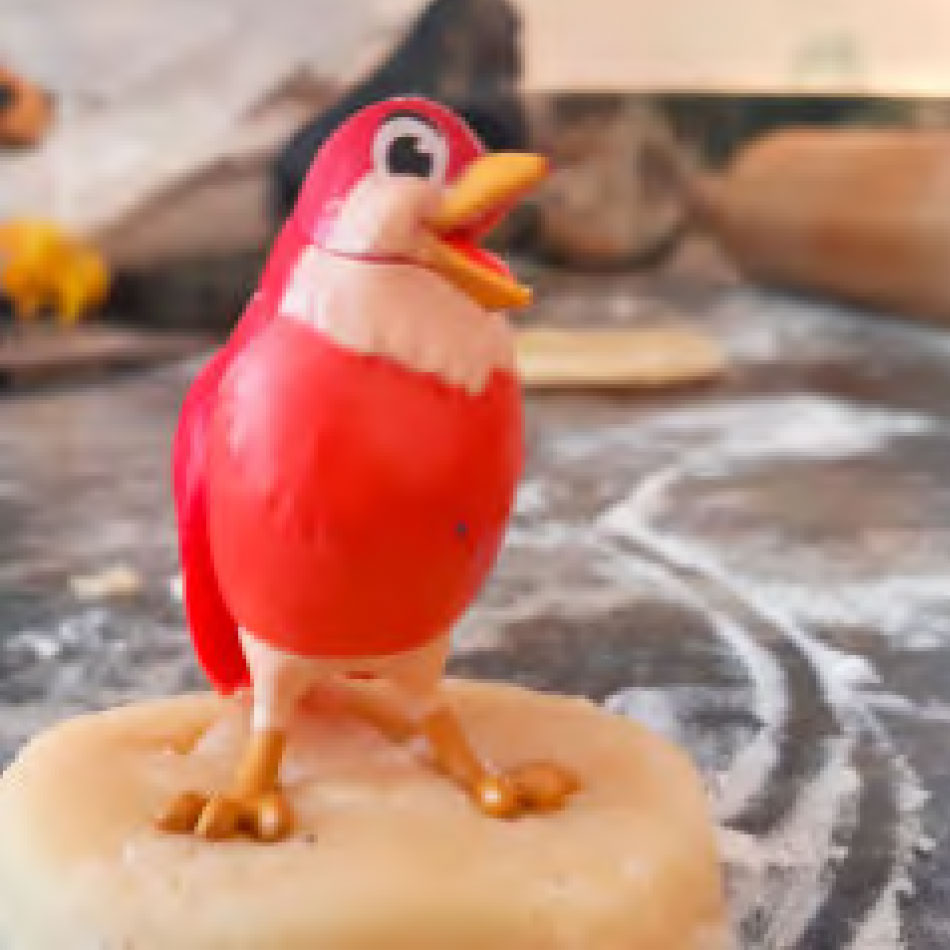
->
[0, 681, 728, 950]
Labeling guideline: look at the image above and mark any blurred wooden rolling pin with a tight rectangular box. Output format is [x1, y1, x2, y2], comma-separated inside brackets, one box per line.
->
[689, 129, 950, 321]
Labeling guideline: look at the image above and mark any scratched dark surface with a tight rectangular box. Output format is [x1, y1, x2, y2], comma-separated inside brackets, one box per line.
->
[2, 255, 950, 948]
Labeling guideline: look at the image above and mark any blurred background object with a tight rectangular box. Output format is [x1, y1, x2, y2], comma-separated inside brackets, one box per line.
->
[0, 66, 53, 149]
[274, 0, 529, 220]
[529, 96, 687, 268]
[516, 0, 950, 95]
[0, 219, 108, 325]
[9, 0, 950, 332]
[686, 128, 950, 323]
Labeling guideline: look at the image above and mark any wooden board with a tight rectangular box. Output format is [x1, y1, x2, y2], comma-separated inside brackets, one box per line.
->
[0, 325, 209, 387]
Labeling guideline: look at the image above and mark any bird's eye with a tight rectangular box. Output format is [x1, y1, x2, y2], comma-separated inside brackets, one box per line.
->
[372, 114, 448, 184]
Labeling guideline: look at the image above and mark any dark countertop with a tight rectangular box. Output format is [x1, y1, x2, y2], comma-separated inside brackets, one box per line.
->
[2, 259, 950, 949]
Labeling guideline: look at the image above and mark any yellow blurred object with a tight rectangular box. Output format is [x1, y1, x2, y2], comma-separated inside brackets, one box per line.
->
[0, 220, 110, 326]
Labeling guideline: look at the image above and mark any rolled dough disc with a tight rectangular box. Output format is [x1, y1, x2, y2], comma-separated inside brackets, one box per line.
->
[0, 681, 728, 950]
[515, 327, 726, 389]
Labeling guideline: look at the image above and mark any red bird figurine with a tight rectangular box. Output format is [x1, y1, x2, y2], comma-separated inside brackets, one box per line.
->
[162, 98, 576, 842]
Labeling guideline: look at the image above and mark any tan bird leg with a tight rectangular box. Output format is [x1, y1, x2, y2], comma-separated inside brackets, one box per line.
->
[337, 636, 580, 819]
[421, 703, 579, 818]
[157, 727, 293, 842]
[157, 630, 306, 842]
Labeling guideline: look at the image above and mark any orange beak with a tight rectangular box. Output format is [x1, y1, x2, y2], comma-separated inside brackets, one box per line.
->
[419, 152, 548, 311]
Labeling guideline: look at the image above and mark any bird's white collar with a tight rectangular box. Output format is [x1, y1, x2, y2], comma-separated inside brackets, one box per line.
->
[279, 245, 515, 395]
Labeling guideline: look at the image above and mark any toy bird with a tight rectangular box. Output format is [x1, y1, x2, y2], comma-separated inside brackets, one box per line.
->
[161, 97, 576, 842]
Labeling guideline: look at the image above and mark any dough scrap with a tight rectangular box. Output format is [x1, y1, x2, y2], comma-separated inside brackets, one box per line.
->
[516, 327, 726, 389]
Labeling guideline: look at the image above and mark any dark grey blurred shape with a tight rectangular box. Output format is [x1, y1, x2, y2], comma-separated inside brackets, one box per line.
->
[530, 96, 689, 270]
[273, 0, 528, 221]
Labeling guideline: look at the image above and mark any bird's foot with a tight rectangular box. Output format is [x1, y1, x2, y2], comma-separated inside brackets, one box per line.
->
[157, 726, 290, 842]
[473, 761, 580, 819]
[421, 706, 580, 819]
[156, 787, 293, 842]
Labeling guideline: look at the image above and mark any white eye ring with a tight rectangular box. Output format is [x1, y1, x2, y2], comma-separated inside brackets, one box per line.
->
[372, 114, 449, 184]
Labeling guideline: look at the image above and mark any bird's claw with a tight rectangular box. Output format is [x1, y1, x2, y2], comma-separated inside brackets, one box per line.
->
[473, 761, 580, 819]
[156, 788, 293, 842]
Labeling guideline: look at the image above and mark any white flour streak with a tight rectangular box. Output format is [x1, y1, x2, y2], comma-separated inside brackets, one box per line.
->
[592, 393, 936, 948]
[850, 759, 928, 950]
[552, 395, 938, 471]
[764, 736, 860, 947]
[690, 400, 935, 472]
[505, 520, 581, 550]
[749, 575, 950, 644]
[717, 735, 859, 946]
[605, 686, 694, 746]
[865, 695, 950, 723]
[514, 478, 550, 516]
[711, 286, 950, 368]
[600, 548, 785, 824]
[168, 573, 183, 603]
[606, 502, 905, 946]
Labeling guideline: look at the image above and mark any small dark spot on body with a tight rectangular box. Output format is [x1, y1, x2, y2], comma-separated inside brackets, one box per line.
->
[455, 521, 469, 539]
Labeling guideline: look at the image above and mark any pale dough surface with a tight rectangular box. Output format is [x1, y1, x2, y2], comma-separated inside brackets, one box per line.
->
[515, 327, 726, 389]
[0, 681, 728, 950]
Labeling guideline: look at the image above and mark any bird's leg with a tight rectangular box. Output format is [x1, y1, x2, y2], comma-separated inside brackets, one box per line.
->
[421, 702, 520, 817]
[231, 727, 286, 801]
[421, 702, 579, 818]
[156, 631, 300, 843]
[157, 725, 294, 843]
[352, 635, 580, 818]
[196, 726, 293, 842]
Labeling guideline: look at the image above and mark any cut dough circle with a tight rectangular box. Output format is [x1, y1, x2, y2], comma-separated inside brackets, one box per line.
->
[516, 327, 726, 389]
[0, 681, 728, 950]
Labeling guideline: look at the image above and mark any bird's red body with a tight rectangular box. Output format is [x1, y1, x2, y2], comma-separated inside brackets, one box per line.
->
[208, 315, 521, 661]
[173, 99, 524, 692]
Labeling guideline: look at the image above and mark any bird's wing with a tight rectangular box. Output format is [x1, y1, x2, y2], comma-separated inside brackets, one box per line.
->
[173, 291, 273, 693]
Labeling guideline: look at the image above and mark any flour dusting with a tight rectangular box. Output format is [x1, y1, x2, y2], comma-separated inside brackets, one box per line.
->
[578, 392, 938, 948]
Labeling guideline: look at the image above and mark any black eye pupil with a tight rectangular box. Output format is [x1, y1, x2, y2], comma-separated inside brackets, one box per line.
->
[387, 134, 434, 178]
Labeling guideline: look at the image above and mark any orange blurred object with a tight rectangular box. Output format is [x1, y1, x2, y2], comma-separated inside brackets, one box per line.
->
[0, 66, 53, 148]
[693, 129, 950, 322]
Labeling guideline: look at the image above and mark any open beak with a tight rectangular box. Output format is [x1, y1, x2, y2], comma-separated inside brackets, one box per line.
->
[419, 152, 548, 311]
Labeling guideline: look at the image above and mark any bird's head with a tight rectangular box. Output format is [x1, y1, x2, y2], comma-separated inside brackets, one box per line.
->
[288, 97, 546, 311]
